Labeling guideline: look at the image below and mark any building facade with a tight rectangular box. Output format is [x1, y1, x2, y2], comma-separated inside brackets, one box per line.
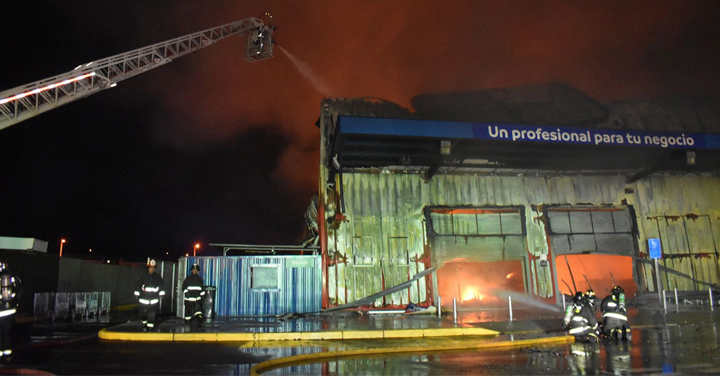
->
[317, 88, 720, 308]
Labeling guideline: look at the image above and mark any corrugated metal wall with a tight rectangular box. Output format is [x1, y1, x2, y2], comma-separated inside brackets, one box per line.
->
[328, 173, 429, 307]
[632, 175, 720, 290]
[327, 172, 720, 306]
[177, 256, 321, 317]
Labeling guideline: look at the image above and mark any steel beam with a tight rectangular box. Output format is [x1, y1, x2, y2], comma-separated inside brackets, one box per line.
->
[0, 18, 267, 130]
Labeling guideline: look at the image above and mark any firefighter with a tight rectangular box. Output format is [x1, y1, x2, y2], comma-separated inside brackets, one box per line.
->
[601, 285, 631, 340]
[584, 289, 596, 311]
[0, 263, 20, 359]
[134, 259, 165, 331]
[182, 263, 205, 324]
[563, 292, 599, 343]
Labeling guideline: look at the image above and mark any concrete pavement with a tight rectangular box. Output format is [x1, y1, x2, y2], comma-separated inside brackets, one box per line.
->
[98, 302, 720, 342]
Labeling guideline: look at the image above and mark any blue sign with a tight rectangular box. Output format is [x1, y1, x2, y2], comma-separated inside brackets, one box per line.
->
[648, 238, 662, 259]
[338, 117, 720, 150]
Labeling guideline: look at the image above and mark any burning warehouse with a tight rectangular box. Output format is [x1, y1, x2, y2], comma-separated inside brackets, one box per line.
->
[317, 83, 720, 310]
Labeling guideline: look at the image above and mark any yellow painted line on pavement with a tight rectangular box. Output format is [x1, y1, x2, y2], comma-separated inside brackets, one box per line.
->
[111, 304, 139, 311]
[173, 333, 219, 342]
[384, 329, 424, 338]
[257, 332, 301, 341]
[423, 327, 496, 337]
[250, 334, 575, 376]
[299, 331, 343, 340]
[215, 333, 255, 341]
[342, 330, 385, 339]
[99, 326, 499, 342]
[98, 328, 173, 341]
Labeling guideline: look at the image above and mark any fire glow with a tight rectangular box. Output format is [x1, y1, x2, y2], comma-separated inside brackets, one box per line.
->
[437, 261, 524, 307]
[555, 254, 636, 297]
[461, 287, 484, 303]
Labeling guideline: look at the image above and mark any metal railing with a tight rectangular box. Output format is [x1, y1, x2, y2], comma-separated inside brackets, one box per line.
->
[210, 243, 321, 256]
[33, 292, 112, 320]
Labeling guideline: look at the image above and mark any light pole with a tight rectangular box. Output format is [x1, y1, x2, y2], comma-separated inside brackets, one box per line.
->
[59, 238, 66, 257]
[194, 243, 200, 257]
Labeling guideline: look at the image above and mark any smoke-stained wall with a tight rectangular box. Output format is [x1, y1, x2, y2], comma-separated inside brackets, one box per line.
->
[632, 175, 720, 290]
[324, 171, 720, 307]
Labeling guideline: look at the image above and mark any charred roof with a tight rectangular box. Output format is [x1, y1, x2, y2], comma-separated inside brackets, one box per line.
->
[321, 84, 720, 181]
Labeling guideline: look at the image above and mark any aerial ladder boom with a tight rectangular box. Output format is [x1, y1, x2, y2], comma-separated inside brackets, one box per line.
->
[0, 17, 274, 131]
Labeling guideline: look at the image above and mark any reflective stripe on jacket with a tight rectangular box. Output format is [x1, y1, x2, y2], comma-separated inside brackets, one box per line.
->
[134, 272, 165, 301]
[182, 274, 204, 300]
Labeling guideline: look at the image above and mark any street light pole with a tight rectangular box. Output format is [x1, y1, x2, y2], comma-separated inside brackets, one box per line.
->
[194, 243, 200, 257]
[59, 238, 66, 257]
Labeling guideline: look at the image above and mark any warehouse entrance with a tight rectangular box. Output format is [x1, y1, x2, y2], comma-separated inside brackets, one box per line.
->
[425, 206, 529, 308]
[546, 206, 639, 300]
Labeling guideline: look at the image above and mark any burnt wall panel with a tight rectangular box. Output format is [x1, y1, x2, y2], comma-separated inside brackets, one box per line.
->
[632, 175, 720, 291]
[326, 171, 720, 308]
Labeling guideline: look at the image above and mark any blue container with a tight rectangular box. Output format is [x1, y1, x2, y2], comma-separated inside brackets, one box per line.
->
[179, 256, 321, 317]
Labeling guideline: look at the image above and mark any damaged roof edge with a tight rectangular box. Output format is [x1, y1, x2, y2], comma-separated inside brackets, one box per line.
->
[322, 83, 720, 134]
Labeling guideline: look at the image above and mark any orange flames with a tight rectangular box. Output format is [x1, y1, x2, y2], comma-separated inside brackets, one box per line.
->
[461, 287, 484, 302]
[437, 261, 525, 307]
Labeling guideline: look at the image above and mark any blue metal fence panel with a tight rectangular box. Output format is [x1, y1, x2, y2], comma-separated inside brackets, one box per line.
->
[183, 256, 321, 317]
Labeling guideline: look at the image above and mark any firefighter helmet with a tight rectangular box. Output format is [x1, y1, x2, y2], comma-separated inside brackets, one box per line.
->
[612, 285, 624, 295]
[584, 289, 595, 307]
[147, 259, 157, 268]
[191, 263, 200, 271]
[573, 292, 584, 304]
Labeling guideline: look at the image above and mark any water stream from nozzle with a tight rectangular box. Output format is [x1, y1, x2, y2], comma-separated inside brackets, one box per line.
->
[277, 45, 333, 97]
[490, 288, 564, 313]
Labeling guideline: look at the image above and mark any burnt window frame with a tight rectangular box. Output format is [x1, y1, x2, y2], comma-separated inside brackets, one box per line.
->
[424, 205, 527, 238]
[545, 205, 638, 255]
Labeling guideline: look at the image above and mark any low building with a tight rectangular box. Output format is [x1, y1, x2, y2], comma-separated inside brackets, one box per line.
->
[317, 84, 720, 309]
[0, 236, 48, 253]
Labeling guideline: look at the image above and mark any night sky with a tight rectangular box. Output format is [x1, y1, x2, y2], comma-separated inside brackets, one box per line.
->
[1, 1, 719, 261]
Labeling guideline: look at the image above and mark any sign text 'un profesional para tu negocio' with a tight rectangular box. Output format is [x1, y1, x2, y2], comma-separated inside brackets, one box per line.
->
[338, 117, 720, 150]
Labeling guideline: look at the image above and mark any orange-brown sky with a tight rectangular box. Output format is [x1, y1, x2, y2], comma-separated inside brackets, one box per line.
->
[139, 0, 720, 190]
[1, 1, 719, 259]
